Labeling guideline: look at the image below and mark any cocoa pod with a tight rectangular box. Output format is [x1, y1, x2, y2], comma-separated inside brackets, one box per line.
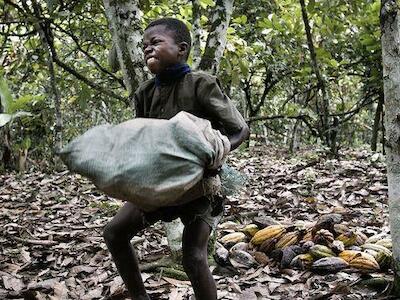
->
[312, 257, 349, 272]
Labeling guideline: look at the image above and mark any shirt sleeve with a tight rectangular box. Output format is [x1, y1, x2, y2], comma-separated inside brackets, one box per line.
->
[196, 74, 247, 134]
[133, 89, 144, 118]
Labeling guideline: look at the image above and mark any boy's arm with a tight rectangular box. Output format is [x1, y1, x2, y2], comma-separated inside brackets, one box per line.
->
[196, 74, 250, 150]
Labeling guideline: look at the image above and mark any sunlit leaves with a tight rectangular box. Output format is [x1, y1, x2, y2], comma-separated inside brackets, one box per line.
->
[232, 15, 247, 25]
[199, 0, 215, 9]
[0, 75, 13, 113]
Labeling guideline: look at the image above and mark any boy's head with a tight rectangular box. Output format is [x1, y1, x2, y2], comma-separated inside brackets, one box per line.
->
[143, 18, 191, 74]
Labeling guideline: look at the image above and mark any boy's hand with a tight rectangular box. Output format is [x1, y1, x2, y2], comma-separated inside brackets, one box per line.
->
[226, 124, 250, 151]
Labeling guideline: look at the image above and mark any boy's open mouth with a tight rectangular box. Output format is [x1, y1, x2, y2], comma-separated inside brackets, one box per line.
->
[146, 57, 157, 64]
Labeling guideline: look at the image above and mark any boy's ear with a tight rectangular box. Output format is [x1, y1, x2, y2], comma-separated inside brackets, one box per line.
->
[178, 42, 189, 57]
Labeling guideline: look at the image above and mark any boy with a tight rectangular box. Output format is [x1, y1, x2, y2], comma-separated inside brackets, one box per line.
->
[103, 18, 249, 300]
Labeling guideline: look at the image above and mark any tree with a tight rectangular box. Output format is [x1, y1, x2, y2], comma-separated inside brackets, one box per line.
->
[299, 0, 331, 150]
[198, 0, 234, 74]
[381, 0, 400, 295]
[103, 0, 145, 105]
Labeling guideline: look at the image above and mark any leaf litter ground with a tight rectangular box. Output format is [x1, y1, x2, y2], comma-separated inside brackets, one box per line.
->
[0, 146, 393, 299]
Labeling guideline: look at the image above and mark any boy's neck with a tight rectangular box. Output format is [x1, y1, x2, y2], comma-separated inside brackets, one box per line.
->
[155, 63, 191, 86]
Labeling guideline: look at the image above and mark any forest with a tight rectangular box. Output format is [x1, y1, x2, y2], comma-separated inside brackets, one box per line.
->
[1, 0, 400, 299]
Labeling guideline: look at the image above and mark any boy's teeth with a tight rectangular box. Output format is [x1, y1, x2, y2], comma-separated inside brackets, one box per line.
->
[147, 57, 156, 64]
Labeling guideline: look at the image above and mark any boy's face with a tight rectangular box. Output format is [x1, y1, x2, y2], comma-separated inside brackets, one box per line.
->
[143, 25, 187, 74]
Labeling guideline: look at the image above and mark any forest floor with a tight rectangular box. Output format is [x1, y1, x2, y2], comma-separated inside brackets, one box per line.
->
[0, 145, 394, 300]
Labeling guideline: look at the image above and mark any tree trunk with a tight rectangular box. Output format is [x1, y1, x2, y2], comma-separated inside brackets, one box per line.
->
[381, 0, 400, 295]
[103, 0, 145, 107]
[29, 0, 63, 151]
[198, 0, 234, 74]
[289, 119, 302, 153]
[299, 0, 330, 147]
[371, 93, 384, 152]
[0, 127, 12, 169]
[191, 0, 202, 69]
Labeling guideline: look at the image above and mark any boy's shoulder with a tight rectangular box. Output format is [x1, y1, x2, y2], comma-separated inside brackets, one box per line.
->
[189, 70, 217, 83]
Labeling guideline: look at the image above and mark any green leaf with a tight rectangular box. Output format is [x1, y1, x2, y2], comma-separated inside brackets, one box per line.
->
[258, 18, 273, 29]
[233, 15, 247, 25]
[9, 94, 44, 113]
[0, 113, 12, 127]
[231, 70, 240, 86]
[179, 6, 191, 18]
[220, 57, 232, 75]
[239, 60, 249, 77]
[271, 15, 283, 31]
[360, 35, 376, 46]
[0, 111, 32, 127]
[227, 27, 236, 34]
[0, 76, 13, 113]
[200, 0, 215, 9]
[139, 0, 151, 13]
[328, 59, 339, 68]
[315, 47, 332, 60]
[22, 136, 32, 150]
[77, 84, 91, 110]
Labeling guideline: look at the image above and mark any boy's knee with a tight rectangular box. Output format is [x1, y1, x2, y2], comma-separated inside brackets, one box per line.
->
[182, 249, 207, 272]
[103, 222, 119, 244]
[103, 222, 131, 245]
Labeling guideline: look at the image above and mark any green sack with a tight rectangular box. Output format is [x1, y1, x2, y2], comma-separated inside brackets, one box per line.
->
[58, 112, 230, 211]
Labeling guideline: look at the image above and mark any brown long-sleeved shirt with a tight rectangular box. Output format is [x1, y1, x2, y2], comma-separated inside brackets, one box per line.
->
[134, 71, 246, 135]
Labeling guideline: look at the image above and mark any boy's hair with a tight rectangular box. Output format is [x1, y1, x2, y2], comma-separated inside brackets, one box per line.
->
[145, 18, 191, 59]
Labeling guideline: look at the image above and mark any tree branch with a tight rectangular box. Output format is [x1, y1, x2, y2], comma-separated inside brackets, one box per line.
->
[53, 56, 127, 104]
[52, 21, 125, 88]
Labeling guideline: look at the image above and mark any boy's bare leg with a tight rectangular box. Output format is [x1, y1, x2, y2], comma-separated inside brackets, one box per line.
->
[182, 219, 217, 300]
[103, 202, 150, 300]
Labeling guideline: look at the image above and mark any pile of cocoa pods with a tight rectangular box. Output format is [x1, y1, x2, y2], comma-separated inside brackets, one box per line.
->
[216, 214, 392, 273]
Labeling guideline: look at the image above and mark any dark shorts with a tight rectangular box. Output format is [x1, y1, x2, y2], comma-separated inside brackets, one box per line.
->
[143, 195, 225, 230]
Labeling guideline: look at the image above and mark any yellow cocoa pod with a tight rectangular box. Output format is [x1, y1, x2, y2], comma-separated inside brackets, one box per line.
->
[333, 224, 350, 236]
[336, 231, 357, 247]
[363, 249, 378, 258]
[241, 224, 259, 237]
[250, 225, 286, 245]
[220, 232, 246, 246]
[339, 250, 363, 263]
[375, 238, 392, 250]
[275, 231, 299, 249]
[310, 244, 335, 259]
[361, 243, 392, 257]
[374, 250, 392, 268]
[365, 233, 389, 244]
[291, 253, 314, 270]
[349, 253, 380, 271]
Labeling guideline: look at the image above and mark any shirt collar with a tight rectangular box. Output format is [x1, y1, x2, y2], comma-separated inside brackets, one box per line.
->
[155, 63, 191, 87]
